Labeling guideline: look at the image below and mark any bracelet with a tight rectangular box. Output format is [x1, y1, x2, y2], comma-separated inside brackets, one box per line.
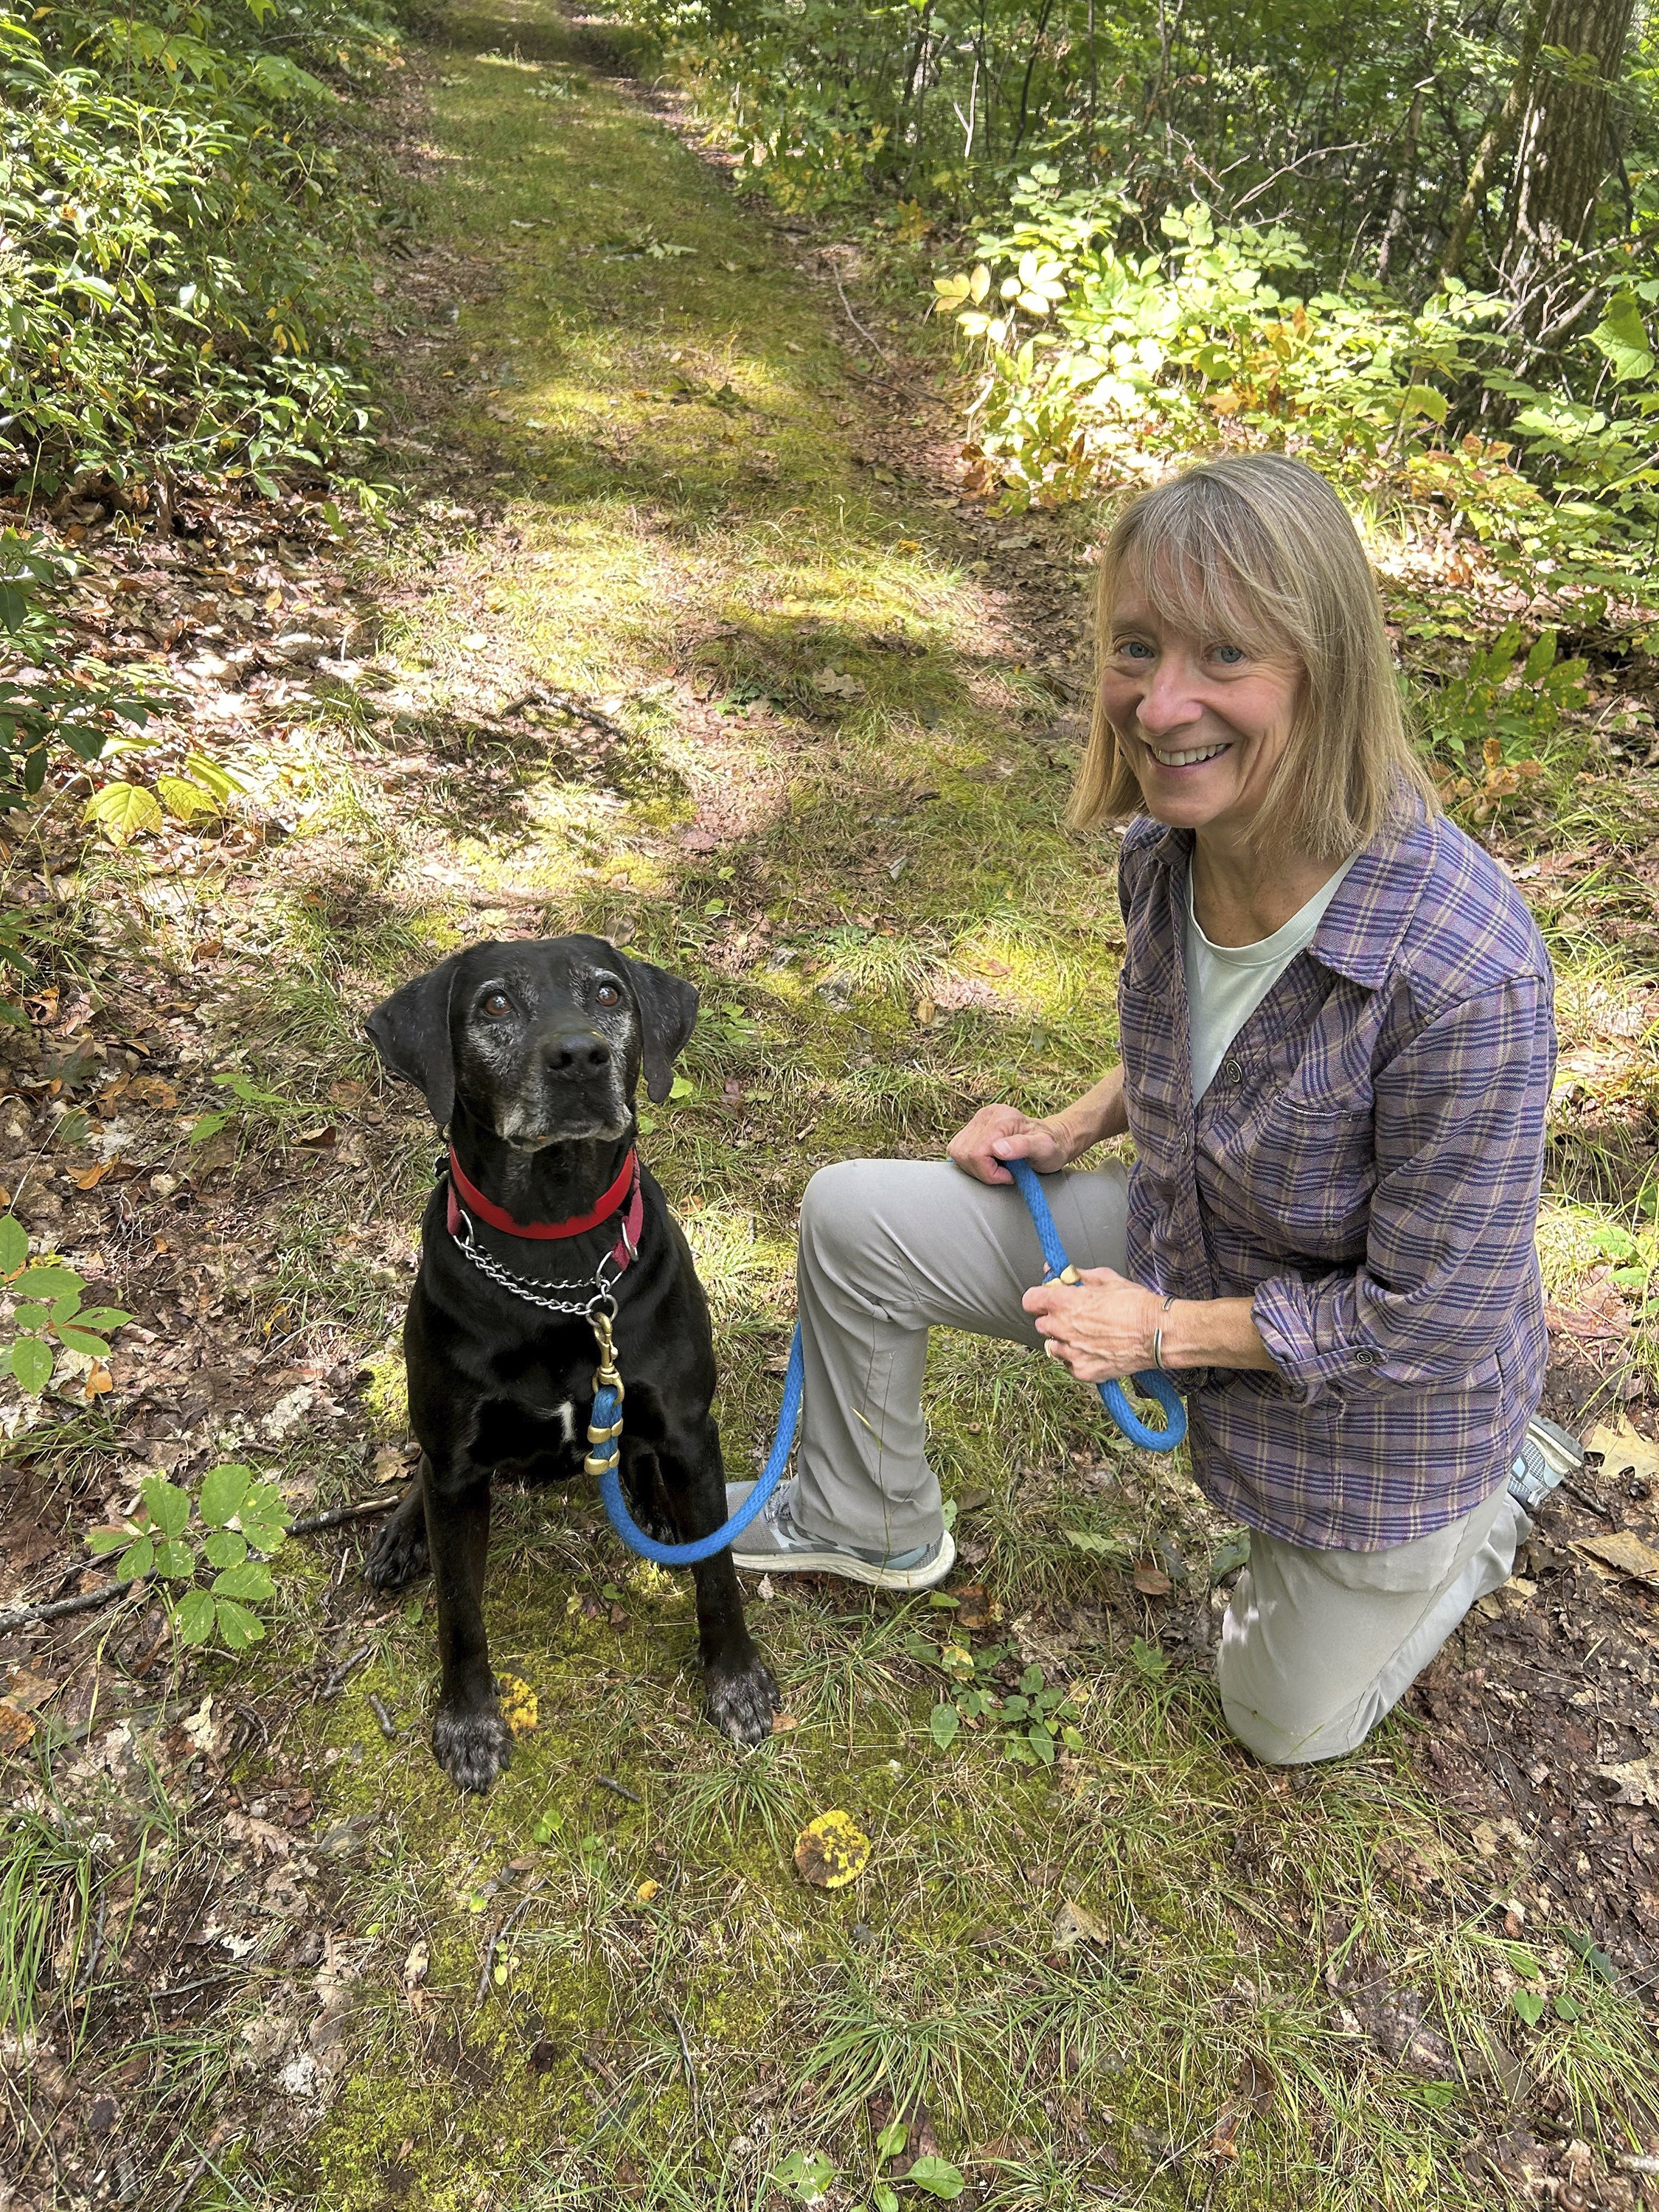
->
[1152, 1293, 1176, 1372]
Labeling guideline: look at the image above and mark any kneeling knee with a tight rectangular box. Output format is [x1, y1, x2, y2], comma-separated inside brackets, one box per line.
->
[799, 1159, 882, 1266]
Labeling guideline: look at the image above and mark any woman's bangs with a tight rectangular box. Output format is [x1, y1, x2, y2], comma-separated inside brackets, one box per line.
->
[1110, 514, 1297, 666]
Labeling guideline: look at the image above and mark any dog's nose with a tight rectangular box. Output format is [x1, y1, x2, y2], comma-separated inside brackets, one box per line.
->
[540, 1026, 612, 1076]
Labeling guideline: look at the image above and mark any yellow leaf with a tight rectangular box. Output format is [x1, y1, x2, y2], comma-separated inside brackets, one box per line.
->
[636, 1879, 661, 1902]
[793, 1809, 871, 1891]
[497, 1673, 539, 1734]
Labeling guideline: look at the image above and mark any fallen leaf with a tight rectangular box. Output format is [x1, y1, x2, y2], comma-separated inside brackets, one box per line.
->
[811, 666, 865, 698]
[497, 1674, 539, 1735]
[1052, 1897, 1110, 1951]
[224, 1809, 291, 1861]
[2, 1666, 58, 1713]
[1132, 1558, 1173, 1598]
[636, 1879, 660, 1902]
[0, 1702, 36, 1754]
[75, 1161, 115, 1189]
[794, 1809, 871, 1890]
[1594, 1757, 1659, 1806]
[1574, 1530, 1659, 1583]
[1585, 1416, 1659, 1485]
[954, 1584, 993, 1630]
[771, 1710, 800, 1732]
[403, 1938, 429, 1994]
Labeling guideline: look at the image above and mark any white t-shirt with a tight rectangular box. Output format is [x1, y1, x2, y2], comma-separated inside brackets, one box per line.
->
[1184, 857, 1357, 1102]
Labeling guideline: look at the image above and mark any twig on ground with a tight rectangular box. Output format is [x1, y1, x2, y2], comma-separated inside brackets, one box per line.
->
[830, 265, 891, 366]
[664, 1999, 698, 2108]
[595, 1773, 642, 1805]
[290, 1492, 403, 1536]
[368, 1693, 400, 1739]
[320, 1642, 373, 1698]
[476, 1877, 545, 2005]
[0, 1580, 134, 1635]
[1562, 1477, 1617, 1523]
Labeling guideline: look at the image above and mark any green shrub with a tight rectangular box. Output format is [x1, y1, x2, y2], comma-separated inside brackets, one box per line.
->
[0, 0, 399, 501]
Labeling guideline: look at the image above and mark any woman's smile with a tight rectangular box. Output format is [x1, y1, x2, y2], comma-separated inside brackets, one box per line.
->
[1146, 739, 1232, 768]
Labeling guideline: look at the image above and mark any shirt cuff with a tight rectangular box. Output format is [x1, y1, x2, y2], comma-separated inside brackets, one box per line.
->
[1251, 1272, 1380, 1406]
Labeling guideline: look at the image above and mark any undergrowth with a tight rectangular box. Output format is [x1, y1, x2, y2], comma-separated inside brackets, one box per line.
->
[0, 0, 405, 507]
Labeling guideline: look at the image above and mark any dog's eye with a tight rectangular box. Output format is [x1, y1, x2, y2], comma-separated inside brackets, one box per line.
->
[595, 984, 620, 1008]
[481, 991, 512, 1018]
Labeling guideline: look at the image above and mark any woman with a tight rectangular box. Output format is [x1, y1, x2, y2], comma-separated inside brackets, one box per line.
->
[726, 453, 1574, 1766]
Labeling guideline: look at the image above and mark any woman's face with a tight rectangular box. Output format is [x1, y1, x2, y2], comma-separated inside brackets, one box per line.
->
[1099, 590, 1302, 843]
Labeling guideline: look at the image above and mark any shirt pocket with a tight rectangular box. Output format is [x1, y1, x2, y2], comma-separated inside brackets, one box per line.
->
[1217, 1083, 1377, 1251]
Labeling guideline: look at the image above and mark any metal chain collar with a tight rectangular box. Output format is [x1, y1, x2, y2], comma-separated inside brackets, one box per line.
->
[448, 1203, 621, 1318]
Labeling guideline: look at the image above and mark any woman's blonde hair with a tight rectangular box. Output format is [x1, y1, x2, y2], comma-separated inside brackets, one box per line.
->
[1069, 453, 1437, 858]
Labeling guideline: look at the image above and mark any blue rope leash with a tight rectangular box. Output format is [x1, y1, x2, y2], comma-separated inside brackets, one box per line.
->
[1006, 1158, 1186, 1453]
[591, 1158, 1185, 1565]
[592, 1324, 805, 1568]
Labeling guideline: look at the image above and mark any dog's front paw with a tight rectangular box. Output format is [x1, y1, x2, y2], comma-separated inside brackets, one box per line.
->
[432, 1700, 512, 1793]
[365, 1490, 428, 1590]
[706, 1649, 781, 1747]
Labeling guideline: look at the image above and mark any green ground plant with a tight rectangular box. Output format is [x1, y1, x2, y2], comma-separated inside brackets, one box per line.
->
[0, 529, 162, 802]
[0, 1215, 129, 1394]
[86, 1461, 292, 1649]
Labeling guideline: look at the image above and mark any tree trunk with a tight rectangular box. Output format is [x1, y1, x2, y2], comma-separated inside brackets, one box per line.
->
[1439, 0, 1550, 284]
[1500, 0, 1636, 301]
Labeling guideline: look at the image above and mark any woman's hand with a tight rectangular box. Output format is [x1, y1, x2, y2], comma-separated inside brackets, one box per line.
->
[1023, 1267, 1164, 1383]
[947, 1103, 1070, 1185]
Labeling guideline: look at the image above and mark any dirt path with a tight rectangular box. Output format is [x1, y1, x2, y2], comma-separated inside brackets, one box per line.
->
[4, 4, 1659, 2207]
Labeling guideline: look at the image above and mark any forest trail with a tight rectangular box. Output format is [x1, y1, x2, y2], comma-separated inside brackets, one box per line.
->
[9, 4, 1659, 2208]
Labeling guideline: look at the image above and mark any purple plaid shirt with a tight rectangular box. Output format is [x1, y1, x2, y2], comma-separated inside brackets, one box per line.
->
[1116, 804, 1555, 1551]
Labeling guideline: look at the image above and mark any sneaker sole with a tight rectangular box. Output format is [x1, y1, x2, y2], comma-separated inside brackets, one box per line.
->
[725, 1486, 956, 1592]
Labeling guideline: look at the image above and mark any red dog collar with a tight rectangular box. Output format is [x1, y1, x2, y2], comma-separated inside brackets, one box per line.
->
[447, 1145, 638, 1241]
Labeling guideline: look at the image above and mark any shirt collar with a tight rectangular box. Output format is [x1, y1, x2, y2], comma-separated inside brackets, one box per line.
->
[1130, 799, 1436, 992]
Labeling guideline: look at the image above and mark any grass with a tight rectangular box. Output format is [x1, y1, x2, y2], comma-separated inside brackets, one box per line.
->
[10, 0, 1659, 2202]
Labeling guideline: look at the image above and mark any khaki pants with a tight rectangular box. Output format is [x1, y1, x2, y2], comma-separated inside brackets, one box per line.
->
[795, 1158, 1528, 1765]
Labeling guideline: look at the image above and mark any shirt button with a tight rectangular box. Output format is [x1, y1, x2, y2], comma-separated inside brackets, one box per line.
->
[1222, 1054, 1245, 1086]
[1354, 1348, 1381, 1367]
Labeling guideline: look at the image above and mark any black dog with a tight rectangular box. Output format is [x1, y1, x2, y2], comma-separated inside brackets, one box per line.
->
[363, 935, 779, 1792]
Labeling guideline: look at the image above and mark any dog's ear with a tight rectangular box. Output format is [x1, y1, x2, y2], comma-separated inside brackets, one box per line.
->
[621, 954, 698, 1105]
[366, 956, 461, 1127]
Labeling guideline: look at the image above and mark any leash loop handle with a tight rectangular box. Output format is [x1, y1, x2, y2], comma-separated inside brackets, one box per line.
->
[1006, 1158, 1187, 1453]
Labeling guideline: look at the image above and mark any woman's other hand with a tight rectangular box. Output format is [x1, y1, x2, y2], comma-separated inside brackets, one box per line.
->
[947, 1104, 1069, 1185]
[1023, 1267, 1162, 1382]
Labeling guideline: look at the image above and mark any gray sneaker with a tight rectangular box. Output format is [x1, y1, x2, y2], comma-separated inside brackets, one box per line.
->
[1509, 1416, 1585, 1514]
[725, 1478, 956, 1592]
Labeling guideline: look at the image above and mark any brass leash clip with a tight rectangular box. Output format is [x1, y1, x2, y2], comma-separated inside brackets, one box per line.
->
[584, 1309, 626, 1478]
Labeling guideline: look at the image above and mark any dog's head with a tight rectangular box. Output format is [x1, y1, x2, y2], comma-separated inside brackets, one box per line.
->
[365, 936, 698, 1148]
